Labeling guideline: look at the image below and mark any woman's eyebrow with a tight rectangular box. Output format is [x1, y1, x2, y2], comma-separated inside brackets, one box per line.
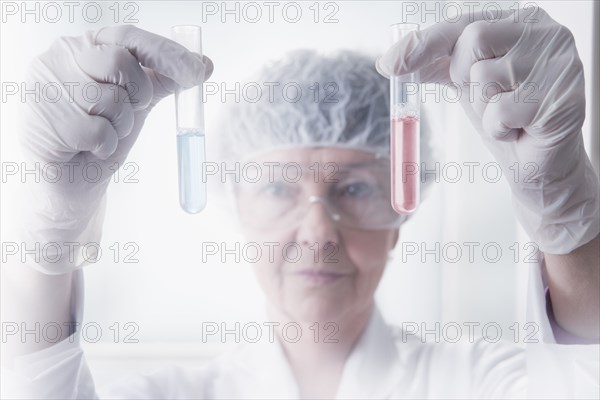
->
[334, 161, 388, 171]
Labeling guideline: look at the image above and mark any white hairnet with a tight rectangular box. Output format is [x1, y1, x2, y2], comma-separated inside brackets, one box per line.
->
[214, 49, 435, 197]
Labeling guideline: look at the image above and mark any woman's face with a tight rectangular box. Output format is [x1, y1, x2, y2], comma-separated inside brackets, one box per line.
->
[236, 147, 400, 324]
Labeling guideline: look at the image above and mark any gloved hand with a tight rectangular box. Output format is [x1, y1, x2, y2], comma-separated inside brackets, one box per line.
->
[19, 25, 213, 274]
[377, 7, 599, 254]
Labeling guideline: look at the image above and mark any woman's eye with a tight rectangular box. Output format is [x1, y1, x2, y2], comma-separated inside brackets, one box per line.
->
[262, 182, 294, 198]
[338, 182, 375, 198]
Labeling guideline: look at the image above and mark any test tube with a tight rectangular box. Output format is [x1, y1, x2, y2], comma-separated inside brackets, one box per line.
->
[172, 25, 206, 214]
[390, 23, 421, 215]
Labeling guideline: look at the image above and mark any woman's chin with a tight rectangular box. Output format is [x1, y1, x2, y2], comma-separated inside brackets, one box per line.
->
[283, 297, 348, 325]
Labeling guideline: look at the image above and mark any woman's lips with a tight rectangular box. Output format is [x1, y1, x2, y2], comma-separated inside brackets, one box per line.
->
[293, 269, 347, 285]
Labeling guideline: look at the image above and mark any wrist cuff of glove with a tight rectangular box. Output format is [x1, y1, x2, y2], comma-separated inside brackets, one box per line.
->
[18, 193, 108, 275]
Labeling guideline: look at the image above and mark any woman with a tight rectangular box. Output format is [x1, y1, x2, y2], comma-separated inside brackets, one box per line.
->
[2, 7, 599, 399]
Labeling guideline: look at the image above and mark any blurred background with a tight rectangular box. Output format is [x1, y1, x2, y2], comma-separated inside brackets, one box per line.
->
[1, 0, 598, 387]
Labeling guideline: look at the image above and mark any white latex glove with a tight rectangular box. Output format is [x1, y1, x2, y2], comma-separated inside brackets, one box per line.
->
[377, 7, 599, 254]
[18, 25, 213, 274]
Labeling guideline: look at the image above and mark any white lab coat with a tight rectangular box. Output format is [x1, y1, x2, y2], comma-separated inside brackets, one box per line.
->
[2, 261, 599, 399]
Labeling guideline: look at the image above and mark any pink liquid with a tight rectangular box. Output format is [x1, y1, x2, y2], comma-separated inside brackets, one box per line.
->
[391, 116, 420, 214]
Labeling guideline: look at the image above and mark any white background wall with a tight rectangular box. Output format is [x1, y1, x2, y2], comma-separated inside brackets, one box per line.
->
[1, 0, 596, 387]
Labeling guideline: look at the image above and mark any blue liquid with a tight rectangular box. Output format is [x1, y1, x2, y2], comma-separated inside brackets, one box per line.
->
[177, 130, 207, 213]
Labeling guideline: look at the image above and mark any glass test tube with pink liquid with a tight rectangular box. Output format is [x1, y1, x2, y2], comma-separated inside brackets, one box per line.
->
[390, 23, 421, 215]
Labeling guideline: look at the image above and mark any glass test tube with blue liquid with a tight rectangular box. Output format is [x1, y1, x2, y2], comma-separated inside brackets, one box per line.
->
[390, 23, 421, 215]
[172, 25, 206, 213]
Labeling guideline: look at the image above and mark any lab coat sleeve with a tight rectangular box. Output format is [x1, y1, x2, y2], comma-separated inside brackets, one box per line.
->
[1, 269, 219, 400]
[525, 256, 600, 399]
[97, 363, 218, 400]
[1, 269, 99, 400]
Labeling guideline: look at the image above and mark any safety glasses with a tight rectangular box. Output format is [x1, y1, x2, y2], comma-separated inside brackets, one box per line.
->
[234, 160, 405, 231]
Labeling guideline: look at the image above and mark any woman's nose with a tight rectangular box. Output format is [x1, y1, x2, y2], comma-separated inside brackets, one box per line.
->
[295, 197, 340, 248]
[308, 196, 341, 222]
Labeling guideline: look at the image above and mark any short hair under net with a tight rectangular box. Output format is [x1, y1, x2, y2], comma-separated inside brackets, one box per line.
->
[214, 49, 435, 198]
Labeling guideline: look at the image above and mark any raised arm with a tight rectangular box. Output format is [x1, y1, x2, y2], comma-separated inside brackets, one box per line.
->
[1, 26, 212, 398]
[377, 6, 599, 341]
